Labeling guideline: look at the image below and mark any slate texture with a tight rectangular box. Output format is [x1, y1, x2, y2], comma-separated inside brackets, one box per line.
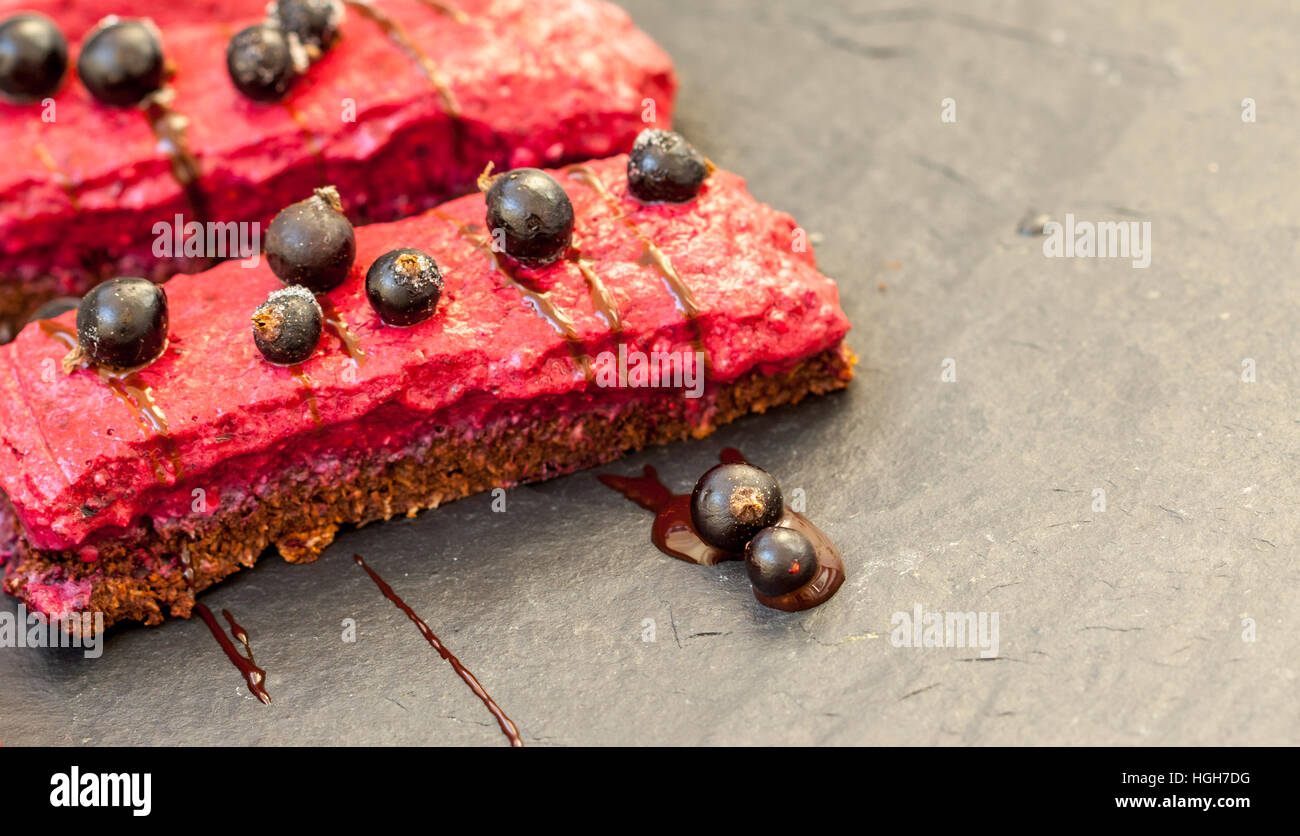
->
[1, 0, 1293, 745]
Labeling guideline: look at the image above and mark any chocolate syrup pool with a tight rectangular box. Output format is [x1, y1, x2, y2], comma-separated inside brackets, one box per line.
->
[599, 449, 846, 611]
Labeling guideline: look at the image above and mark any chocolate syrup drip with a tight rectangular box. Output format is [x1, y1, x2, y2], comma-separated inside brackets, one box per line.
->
[566, 247, 622, 331]
[432, 209, 594, 381]
[599, 466, 732, 566]
[599, 450, 846, 611]
[291, 367, 323, 425]
[749, 513, 846, 612]
[718, 446, 747, 464]
[100, 374, 183, 481]
[344, 1, 461, 118]
[282, 99, 330, 180]
[37, 311, 77, 350]
[352, 555, 523, 747]
[38, 320, 183, 483]
[418, 0, 469, 23]
[32, 142, 80, 210]
[566, 165, 712, 369]
[195, 602, 271, 705]
[316, 297, 367, 367]
[566, 166, 700, 316]
[632, 244, 698, 318]
[141, 94, 211, 247]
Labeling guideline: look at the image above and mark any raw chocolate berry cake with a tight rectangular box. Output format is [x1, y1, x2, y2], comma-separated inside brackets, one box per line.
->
[0, 151, 853, 631]
[0, 0, 676, 335]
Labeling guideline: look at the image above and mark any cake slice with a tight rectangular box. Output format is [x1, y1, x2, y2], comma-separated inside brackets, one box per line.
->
[0, 0, 676, 335]
[0, 154, 854, 631]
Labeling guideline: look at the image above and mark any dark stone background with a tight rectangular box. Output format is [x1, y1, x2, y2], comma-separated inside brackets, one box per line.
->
[1, 0, 1292, 745]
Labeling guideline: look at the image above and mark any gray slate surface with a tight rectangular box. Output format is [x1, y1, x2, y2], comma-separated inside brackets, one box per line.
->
[1, 0, 1294, 746]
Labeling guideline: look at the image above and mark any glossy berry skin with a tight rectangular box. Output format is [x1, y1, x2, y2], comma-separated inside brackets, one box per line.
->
[266, 186, 356, 292]
[0, 14, 68, 102]
[485, 168, 574, 267]
[690, 462, 783, 552]
[745, 526, 819, 597]
[627, 129, 708, 203]
[270, 0, 343, 54]
[226, 24, 299, 102]
[366, 248, 444, 327]
[76, 278, 168, 371]
[77, 20, 164, 107]
[251, 285, 323, 365]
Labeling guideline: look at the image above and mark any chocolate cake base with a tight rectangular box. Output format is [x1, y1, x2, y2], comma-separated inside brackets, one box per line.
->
[0, 279, 75, 344]
[1, 345, 854, 632]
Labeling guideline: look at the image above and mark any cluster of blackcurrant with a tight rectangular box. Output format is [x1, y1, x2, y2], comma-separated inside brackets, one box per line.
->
[480, 128, 711, 268]
[690, 463, 820, 598]
[0, 13, 166, 107]
[60, 127, 713, 372]
[226, 0, 343, 102]
[1, 2, 344, 107]
[254, 184, 445, 365]
[253, 127, 711, 366]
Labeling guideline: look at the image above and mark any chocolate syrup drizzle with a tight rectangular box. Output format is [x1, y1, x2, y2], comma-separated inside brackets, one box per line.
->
[418, 0, 469, 24]
[141, 93, 211, 248]
[38, 320, 183, 483]
[344, 0, 462, 118]
[31, 31, 207, 242]
[432, 209, 594, 380]
[194, 602, 272, 704]
[353, 555, 523, 747]
[317, 297, 367, 367]
[567, 166, 700, 317]
[599, 449, 846, 611]
[283, 100, 330, 181]
[566, 247, 623, 332]
[566, 165, 712, 370]
[291, 367, 324, 425]
[32, 142, 80, 210]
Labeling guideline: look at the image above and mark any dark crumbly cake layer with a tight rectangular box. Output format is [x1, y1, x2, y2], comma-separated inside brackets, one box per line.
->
[0, 278, 77, 344]
[1, 345, 854, 631]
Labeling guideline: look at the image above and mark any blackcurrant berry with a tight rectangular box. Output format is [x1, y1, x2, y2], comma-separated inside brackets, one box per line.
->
[365, 248, 444, 326]
[251, 285, 323, 365]
[627, 129, 709, 203]
[77, 20, 165, 107]
[226, 24, 301, 102]
[265, 186, 356, 292]
[689, 462, 783, 552]
[745, 526, 818, 597]
[75, 278, 168, 371]
[484, 167, 574, 267]
[0, 14, 68, 103]
[270, 0, 344, 55]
